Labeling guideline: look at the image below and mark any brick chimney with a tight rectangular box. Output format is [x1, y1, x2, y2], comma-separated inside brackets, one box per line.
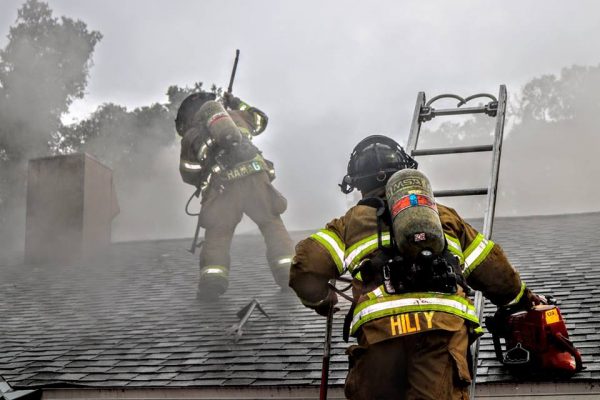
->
[25, 153, 119, 264]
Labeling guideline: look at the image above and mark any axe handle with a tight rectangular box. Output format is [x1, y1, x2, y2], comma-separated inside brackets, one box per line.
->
[319, 303, 334, 400]
[227, 49, 240, 94]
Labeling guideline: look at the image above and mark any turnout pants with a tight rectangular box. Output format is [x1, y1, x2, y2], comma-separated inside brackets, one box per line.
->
[345, 325, 472, 400]
[197, 171, 294, 293]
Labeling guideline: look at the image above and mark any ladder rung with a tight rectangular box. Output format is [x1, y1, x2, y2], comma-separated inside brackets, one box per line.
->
[412, 145, 493, 157]
[434, 188, 488, 197]
[419, 103, 498, 122]
[429, 106, 488, 116]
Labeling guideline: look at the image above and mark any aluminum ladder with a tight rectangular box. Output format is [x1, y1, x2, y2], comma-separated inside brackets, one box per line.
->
[405, 85, 508, 399]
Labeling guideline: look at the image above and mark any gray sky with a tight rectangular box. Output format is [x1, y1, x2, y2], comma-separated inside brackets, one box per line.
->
[2, 0, 600, 238]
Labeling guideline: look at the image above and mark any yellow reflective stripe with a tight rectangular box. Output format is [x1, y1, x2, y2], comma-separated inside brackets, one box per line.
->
[322, 229, 345, 252]
[200, 265, 228, 278]
[350, 292, 480, 335]
[445, 233, 464, 264]
[344, 233, 391, 273]
[181, 161, 203, 170]
[254, 112, 263, 127]
[310, 230, 345, 274]
[239, 127, 252, 138]
[463, 234, 495, 277]
[276, 257, 293, 265]
[464, 233, 484, 257]
[366, 286, 385, 300]
[507, 282, 527, 306]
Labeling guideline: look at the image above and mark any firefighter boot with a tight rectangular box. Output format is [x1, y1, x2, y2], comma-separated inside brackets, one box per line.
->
[269, 256, 293, 291]
[196, 265, 229, 300]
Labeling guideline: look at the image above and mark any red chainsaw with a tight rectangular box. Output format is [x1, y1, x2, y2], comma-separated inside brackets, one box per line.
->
[486, 297, 583, 377]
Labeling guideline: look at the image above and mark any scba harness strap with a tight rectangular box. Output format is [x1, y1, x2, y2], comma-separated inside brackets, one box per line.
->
[340, 197, 472, 342]
[356, 196, 470, 294]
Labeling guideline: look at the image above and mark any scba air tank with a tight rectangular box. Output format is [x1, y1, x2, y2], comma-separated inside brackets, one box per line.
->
[196, 100, 242, 147]
[385, 169, 445, 260]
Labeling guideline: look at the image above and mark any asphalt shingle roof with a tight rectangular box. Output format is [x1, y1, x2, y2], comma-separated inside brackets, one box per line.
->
[1, 212, 600, 390]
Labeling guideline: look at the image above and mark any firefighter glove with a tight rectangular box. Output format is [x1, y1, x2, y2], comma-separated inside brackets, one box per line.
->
[527, 290, 552, 306]
[313, 290, 338, 317]
[516, 288, 549, 310]
[223, 92, 241, 110]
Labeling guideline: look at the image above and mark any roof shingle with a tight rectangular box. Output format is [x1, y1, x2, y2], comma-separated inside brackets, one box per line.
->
[2, 212, 600, 389]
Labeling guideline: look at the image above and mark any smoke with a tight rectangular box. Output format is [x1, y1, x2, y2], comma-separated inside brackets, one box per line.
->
[0, 0, 101, 261]
[2, 1, 600, 264]
[110, 144, 195, 242]
[412, 67, 600, 220]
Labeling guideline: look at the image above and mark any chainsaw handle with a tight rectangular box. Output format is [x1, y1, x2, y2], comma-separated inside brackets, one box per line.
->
[503, 342, 530, 365]
[554, 333, 584, 372]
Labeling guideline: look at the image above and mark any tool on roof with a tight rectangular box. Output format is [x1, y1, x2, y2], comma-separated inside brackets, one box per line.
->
[486, 297, 584, 377]
[406, 86, 507, 398]
[226, 298, 270, 342]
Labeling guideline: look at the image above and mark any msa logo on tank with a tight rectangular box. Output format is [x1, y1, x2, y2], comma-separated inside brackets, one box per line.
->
[386, 177, 422, 194]
[389, 311, 436, 336]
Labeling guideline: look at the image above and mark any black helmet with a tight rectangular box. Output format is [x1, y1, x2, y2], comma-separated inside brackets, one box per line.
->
[340, 135, 418, 194]
[175, 92, 217, 136]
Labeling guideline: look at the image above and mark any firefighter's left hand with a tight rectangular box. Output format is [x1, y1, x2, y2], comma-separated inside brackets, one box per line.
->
[530, 292, 548, 305]
[314, 290, 338, 317]
[222, 92, 240, 110]
[521, 288, 550, 309]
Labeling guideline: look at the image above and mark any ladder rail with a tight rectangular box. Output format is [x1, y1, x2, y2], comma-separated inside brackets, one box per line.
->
[412, 144, 493, 157]
[434, 188, 488, 198]
[406, 91, 426, 155]
[470, 85, 507, 399]
[481, 85, 507, 239]
[404, 85, 507, 400]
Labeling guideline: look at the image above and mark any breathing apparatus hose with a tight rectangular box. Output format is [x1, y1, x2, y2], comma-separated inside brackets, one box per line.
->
[185, 187, 202, 254]
[185, 187, 202, 217]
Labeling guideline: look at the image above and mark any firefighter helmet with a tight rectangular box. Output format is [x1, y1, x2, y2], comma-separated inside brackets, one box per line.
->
[340, 135, 417, 194]
[175, 91, 217, 136]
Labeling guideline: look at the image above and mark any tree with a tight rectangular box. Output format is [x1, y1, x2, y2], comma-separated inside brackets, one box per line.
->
[53, 82, 219, 181]
[501, 64, 600, 215]
[0, 0, 102, 161]
[419, 65, 600, 217]
[0, 0, 101, 255]
[50, 82, 222, 242]
[516, 64, 600, 122]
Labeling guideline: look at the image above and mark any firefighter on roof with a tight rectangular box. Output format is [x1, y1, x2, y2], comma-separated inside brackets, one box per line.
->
[289, 135, 544, 400]
[177, 91, 294, 300]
